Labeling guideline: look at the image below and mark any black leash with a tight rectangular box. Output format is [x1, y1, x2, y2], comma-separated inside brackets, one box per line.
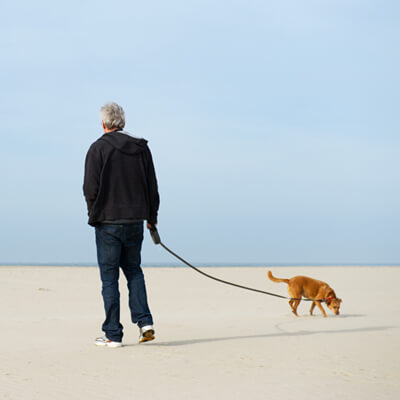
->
[149, 227, 320, 302]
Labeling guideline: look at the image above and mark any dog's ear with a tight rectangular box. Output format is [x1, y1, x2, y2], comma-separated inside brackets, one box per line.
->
[338, 298, 342, 303]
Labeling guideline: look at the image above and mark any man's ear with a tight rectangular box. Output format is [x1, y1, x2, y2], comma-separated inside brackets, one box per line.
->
[102, 120, 106, 130]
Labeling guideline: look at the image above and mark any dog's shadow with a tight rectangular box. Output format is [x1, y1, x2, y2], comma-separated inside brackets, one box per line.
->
[337, 314, 366, 318]
[299, 313, 366, 319]
[130, 323, 394, 347]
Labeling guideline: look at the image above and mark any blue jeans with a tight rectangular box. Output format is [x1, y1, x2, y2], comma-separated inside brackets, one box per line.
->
[95, 222, 153, 342]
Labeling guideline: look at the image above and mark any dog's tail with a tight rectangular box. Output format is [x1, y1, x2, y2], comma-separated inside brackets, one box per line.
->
[268, 270, 289, 284]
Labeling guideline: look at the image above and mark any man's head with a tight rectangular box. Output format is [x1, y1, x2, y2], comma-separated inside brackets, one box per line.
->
[100, 102, 125, 132]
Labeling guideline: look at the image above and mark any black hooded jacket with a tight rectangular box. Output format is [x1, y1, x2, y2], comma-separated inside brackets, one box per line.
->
[83, 130, 160, 227]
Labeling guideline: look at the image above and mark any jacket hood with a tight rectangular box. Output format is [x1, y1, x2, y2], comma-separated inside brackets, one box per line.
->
[99, 131, 148, 155]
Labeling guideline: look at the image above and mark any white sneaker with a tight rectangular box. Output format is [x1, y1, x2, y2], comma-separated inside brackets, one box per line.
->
[139, 325, 155, 343]
[94, 335, 122, 348]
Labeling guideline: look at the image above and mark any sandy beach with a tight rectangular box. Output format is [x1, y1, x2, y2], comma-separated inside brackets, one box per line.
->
[0, 265, 399, 400]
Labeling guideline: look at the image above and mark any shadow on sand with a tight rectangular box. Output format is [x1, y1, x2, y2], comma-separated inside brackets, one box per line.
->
[125, 324, 396, 347]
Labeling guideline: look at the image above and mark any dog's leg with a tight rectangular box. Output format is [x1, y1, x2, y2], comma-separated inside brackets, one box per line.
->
[289, 299, 300, 316]
[310, 301, 316, 316]
[289, 300, 296, 315]
[293, 300, 301, 316]
[316, 301, 327, 317]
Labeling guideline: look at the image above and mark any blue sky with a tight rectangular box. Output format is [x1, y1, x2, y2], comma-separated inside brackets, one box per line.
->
[1, 0, 399, 265]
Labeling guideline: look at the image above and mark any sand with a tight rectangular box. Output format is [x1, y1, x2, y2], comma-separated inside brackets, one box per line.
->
[0, 265, 399, 400]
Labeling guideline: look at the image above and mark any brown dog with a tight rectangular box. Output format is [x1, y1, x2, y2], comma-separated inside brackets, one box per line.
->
[267, 270, 342, 317]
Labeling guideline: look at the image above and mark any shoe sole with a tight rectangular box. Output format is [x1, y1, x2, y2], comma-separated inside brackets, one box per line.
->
[139, 329, 155, 343]
[94, 342, 122, 348]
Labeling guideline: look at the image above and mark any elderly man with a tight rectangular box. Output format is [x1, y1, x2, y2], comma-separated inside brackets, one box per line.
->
[83, 102, 160, 347]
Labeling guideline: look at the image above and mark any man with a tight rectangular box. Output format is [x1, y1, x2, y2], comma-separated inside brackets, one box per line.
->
[83, 102, 160, 348]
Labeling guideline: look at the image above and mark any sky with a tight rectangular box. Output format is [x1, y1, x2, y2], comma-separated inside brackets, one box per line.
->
[1, 0, 399, 265]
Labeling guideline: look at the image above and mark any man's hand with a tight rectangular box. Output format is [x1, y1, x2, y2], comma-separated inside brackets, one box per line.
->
[147, 222, 157, 230]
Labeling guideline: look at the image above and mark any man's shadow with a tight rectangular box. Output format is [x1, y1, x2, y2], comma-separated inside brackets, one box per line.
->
[126, 317, 395, 347]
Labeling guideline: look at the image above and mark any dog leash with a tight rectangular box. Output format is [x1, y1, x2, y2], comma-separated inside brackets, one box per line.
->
[149, 227, 324, 303]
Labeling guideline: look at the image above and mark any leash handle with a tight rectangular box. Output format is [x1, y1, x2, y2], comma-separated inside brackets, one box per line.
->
[149, 225, 161, 245]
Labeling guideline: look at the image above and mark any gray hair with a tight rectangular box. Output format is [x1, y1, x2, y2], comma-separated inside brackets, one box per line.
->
[100, 102, 126, 130]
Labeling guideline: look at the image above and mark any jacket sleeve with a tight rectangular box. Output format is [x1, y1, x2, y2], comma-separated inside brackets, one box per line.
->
[143, 147, 160, 225]
[83, 143, 103, 214]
